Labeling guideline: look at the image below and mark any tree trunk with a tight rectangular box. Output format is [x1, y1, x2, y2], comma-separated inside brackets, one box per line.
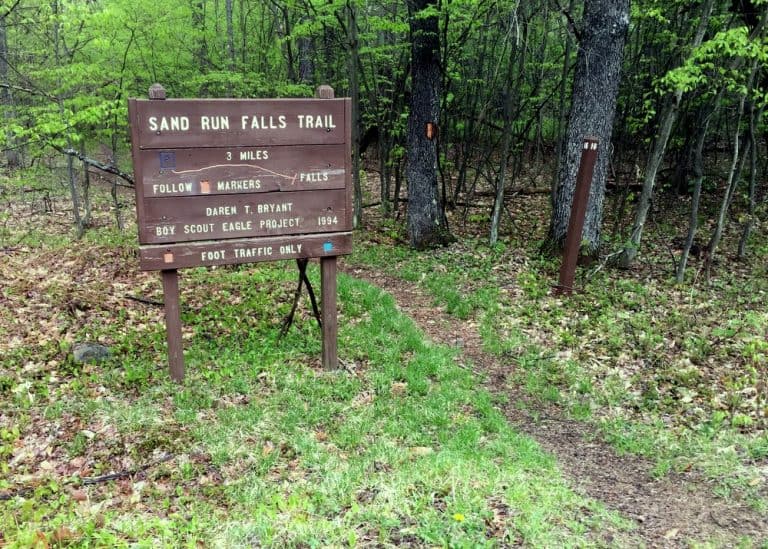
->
[489, 89, 512, 247]
[81, 143, 92, 228]
[550, 0, 575, 207]
[226, 0, 235, 72]
[676, 112, 710, 283]
[543, 0, 630, 256]
[704, 62, 757, 279]
[109, 135, 124, 231]
[619, 0, 714, 267]
[347, 1, 362, 228]
[298, 12, 314, 85]
[52, 0, 84, 237]
[275, 2, 297, 83]
[405, 0, 451, 249]
[737, 100, 762, 259]
[192, 0, 208, 73]
[0, 11, 20, 168]
[490, 20, 521, 247]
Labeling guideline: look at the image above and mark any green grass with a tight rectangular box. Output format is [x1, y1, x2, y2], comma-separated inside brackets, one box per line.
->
[1, 244, 633, 546]
[349, 236, 768, 510]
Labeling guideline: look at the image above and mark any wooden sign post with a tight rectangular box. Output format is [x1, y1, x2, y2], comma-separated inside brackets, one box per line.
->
[128, 85, 352, 381]
[555, 137, 598, 296]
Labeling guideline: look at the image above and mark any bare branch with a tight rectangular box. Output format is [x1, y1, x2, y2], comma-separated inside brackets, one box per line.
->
[51, 145, 135, 186]
[0, 81, 50, 97]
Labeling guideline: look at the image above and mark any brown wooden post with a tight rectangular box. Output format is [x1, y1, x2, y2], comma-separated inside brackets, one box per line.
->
[556, 137, 598, 295]
[162, 269, 184, 381]
[316, 84, 334, 100]
[149, 83, 185, 381]
[316, 84, 339, 369]
[321, 257, 338, 368]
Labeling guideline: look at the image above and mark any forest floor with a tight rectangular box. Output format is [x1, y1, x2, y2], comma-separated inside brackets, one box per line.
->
[342, 176, 768, 546]
[342, 261, 767, 547]
[1, 167, 767, 547]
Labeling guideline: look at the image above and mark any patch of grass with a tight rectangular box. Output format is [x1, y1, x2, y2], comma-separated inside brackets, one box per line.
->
[2, 259, 634, 546]
[353, 239, 503, 319]
[349, 233, 768, 511]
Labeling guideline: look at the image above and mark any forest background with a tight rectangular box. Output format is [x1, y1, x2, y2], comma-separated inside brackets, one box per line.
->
[0, 0, 766, 269]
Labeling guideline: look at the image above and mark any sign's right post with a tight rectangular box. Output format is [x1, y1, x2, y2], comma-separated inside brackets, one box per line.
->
[317, 84, 344, 369]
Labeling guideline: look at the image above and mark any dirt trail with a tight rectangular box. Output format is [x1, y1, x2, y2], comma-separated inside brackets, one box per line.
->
[344, 264, 768, 548]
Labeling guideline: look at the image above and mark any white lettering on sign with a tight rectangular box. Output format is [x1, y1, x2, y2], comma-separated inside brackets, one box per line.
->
[155, 225, 176, 236]
[279, 244, 303, 255]
[256, 202, 293, 214]
[200, 115, 230, 130]
[205, 206, 237, 216]
[240, 115, 287, 130]
[317, 215, 338, 226]
[201, 250, 226, 261]
[259, 217, 301, 229]
[146, 113, 339, 133]
[216, 179, 261, 191]
[184, 223, 215, 234]
[239, 150, 269, 160]
[234, 247, 272, 258]
[221, 221, 252, 232]
[297, 114, 336, 129]
[148, 116, 190, 132]
[299, 172, 329, 182]
[152, 182, 193, 195]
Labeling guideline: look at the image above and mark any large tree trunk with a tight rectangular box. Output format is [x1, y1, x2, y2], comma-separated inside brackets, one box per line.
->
[619, 0, 714, 267]
[550, 0, 576, 207]
[405, 0, 451, 249]
[542, 0, 630, 256]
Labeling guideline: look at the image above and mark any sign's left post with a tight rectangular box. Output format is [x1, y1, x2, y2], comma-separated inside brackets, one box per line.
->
[129, 84, 185, 382]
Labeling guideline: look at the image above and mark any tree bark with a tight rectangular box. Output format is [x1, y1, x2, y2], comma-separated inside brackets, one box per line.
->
[405, 0, 451, 249]
[550, 0, 576, 207]
[542, 0, 630, 256]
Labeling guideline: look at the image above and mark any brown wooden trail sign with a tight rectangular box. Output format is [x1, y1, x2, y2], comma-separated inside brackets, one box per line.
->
[128, 84, 352, 381]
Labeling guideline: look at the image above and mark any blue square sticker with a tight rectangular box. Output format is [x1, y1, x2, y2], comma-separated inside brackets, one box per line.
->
[323, 241, 334, 253]
[159, 152, 176, 169]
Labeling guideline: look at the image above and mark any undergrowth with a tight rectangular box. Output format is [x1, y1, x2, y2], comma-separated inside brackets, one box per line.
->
[1, 208, 633, 546]
[351, 232, 768, 511]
